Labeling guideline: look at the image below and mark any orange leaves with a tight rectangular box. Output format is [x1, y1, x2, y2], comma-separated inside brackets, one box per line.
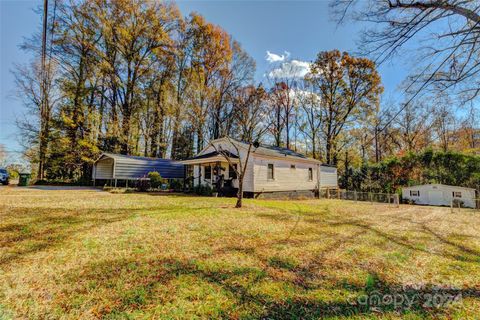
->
[189, 13, 233, 77]
[308, 50, 384, 163]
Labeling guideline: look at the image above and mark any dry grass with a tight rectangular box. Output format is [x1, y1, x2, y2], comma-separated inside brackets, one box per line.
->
[0, 186, 479, 319]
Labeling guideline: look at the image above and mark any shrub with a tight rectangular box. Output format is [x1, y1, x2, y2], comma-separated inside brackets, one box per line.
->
[103, 187, 136, 194]
[147, 171, 164, 189]
[169, 179, 183, 191]
[7, 169, 19, 180]
[193, 184, 213, 196]
[34, 179, 49, 185]
[135, 178, 150, 192]
[404, 199, 416, 205]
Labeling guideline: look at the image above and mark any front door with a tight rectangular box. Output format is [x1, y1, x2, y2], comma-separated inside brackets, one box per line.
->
[428, 191, 443, 205]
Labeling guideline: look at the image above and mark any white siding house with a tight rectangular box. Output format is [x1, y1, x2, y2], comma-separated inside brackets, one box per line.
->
[402, 184, 478, 208]
[181, 137, 338, 198]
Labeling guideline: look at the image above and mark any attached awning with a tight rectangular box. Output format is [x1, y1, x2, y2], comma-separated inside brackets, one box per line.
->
[180, 151, 239, 165]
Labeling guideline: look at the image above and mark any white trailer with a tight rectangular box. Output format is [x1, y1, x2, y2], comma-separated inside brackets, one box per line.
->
[402, 184, 478, 208]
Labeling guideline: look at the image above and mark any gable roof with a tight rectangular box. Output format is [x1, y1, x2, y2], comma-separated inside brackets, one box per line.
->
[183, 150, 239, 161]
[206, 137, 321, 163]
[98, 152, 169, 162]
[402, 183, 476, 191]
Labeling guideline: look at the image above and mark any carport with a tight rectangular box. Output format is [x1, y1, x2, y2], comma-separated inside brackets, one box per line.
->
[92, 152, 184, 187]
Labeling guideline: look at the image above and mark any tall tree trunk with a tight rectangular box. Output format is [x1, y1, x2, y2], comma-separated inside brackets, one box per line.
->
[374, 125, 380, 163]
[213, 104, 221, 139]
[171, 111, 181, 159]
[344, 151, 350, 189]
[286, 115, 290, 150]
[312, 135, 316, 159]
[196, 128, 203, 154]
[150, 96, 160, 157]
[236, 178, 243, 208]
[275, 106, 282, 147]
[158, 105, 166, 158]
[121, 106, 131, 154]
[326, 136, 332, 165]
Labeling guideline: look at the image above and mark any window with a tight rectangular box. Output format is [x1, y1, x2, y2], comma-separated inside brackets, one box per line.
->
[204, 166, 211, 180]
[290, 164, 296, 169]
[308, 168, 313, 181]
[410, 190, 420, 197]
[229, 164, 237, 179]
[453, 191, 462, 198]
[267, 163, 274, 180]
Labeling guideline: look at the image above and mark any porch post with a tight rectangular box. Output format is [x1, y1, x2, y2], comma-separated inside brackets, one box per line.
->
[183, 165, 186, 191]
[198, 165, 201, 186]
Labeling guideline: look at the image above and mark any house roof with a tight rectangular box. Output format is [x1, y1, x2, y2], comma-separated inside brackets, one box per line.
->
[320, 163, 337, 168]
[402, 183, 477, 191]
[95, 152, 184, 179]
[183, 151, 239, 161]
[208, 137, 321, 163]
[98, 152, 169, 162]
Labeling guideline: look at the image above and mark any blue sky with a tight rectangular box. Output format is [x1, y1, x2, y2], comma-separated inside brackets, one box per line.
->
[0, 0, 408, 162]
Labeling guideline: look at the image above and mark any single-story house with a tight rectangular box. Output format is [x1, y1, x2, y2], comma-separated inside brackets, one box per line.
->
[92, 152, 184, 186]
[180, 137, 338, 198]
[402, 184, 478, 208]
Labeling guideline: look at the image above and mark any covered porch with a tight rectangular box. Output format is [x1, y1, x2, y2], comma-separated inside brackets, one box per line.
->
[180, 151, 240, 196]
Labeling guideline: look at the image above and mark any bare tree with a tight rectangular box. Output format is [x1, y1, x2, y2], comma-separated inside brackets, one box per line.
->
[212, 85, 269, 208]
[266, 57, 305, 148]
[332, 0, 480, 103]
[459, 105, 480, 151]
[394, 99, 433, 152]
[431, 93, 456, 152]
[307, 50, 383, 164]
[0, 144, 6, 167]
[13, 59, 60, 178]
[296, 80, 322, 159]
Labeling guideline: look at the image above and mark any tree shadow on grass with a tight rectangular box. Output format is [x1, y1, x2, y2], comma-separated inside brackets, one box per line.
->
[63, 256, 480, 319]
[0, 208, 139, 267]
[419, 223, 480, 261]
[255, 208, 480, 264]
[326, 219, 480, 264]
[0, 200, 225, 268]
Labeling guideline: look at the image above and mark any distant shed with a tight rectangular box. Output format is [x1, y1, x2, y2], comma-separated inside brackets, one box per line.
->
[402, 184, 478, 208]
[92, 152, 184, 184]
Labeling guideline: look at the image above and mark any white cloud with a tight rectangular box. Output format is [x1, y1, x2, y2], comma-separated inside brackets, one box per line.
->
[265, 50, 290, 63]
[289, 88, 318, 101]
[267, 59, 311, 79]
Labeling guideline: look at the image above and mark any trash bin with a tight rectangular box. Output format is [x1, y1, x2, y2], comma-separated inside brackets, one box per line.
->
[18, 173, 31, 186]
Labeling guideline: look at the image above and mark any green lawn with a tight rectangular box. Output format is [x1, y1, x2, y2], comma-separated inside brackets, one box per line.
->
[0, 187, 479, 319]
